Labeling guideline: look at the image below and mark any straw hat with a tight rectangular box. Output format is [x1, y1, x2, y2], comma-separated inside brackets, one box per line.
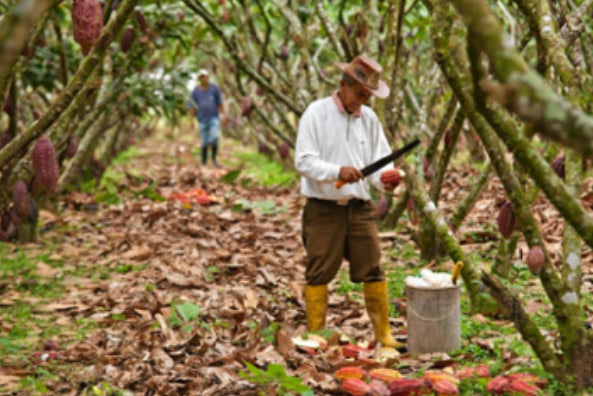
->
[335, 55, 389, 98]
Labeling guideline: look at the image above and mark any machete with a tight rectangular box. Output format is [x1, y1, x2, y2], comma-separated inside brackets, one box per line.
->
[335, 138, 420, 189]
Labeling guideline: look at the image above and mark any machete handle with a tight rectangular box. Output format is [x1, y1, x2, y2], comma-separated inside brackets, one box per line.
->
[335, 179, 346, 189]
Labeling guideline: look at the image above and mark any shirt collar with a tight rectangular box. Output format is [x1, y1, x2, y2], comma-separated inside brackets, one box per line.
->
[332, 91, 361, 118]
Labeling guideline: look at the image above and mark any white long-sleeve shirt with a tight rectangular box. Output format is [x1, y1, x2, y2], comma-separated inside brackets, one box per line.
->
[294, 92, 394, 201]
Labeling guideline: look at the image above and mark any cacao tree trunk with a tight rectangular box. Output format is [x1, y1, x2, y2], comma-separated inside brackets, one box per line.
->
[0, 0, 138, 169]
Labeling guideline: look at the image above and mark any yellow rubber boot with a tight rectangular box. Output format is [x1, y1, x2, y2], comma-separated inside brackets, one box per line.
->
[304, 284, 328, 332]
[363, 281, 404, 348]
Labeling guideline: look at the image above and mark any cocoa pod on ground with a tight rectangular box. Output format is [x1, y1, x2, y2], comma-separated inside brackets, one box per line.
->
[369, 379, 389, 396]
[334, 366, 367, 381]
[341, 378, 371, 396]
[72, 0, 103, 55]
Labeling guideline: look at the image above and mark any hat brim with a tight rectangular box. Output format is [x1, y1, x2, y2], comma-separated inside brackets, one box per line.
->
[335, 62, 390, 99]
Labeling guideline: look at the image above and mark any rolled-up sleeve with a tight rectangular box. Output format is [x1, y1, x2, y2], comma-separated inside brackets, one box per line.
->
[369, 121, 394, 191]
[294, 109, 341, 182]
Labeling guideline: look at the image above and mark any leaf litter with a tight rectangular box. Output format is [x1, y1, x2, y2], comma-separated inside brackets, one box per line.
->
[0, 129, 591, 395]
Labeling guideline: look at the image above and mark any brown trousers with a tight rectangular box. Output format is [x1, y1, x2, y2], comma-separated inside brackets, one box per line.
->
[302, 198, 384, 285]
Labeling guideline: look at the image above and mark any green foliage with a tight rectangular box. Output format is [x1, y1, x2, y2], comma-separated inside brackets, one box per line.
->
[234, 151, 298, 187]
[167, 300, 201, 329]
[232, 198, 287, 216]
[239, 362, 313, 396]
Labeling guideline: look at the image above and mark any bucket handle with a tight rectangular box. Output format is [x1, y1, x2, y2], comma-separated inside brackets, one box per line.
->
[407, 304, 458, 322]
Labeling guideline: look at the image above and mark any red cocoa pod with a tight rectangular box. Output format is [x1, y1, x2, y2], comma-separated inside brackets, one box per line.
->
[377, 39, 385, 52]
[31, 136, 60, 193]
[475, 364, 491, 378]
[369, 368, 402, 382]
[65, 134, 79, 159]
[279, 142, 289, 159]
[3, 93, 14, 116]
[10, 208, 22, 227]
[72, 0, 103, 55]
[455, 367, 476, 379]
[431, 379, 459, 395]
[12, 180, 31, 220]
[341, 378, 371, 396]
[280, 45, 289, 60]
[334, 366, 367, 381]
[369, 379, 390, 396]
[506, 379, 539, 396]
[43, 339, 60, 351]
[120, 27, 135, 53]
[220, 9, 231, 23]
[381, 169, 404, 186]
[341, 344, 368, 359]
[526, 246, 545, 275]
[0, 129, 12, 148]
[497, 200, 517, 239]
[1, 211, 11, 231]
[406, 198, 419, 226]
[240, 96, 254, 117]
[177, 11, 185, 21]
[345, 23, 354, 36]
[486, 376, 509, 394]
[256, 85, 264, 96]
[423, 157, 434, 181]
[444, 129, 452, 148]
[135, 9, 148, 33]
[388, 378, 430, 395]
[505, 373, 547, 388]
[551, 155, 565, 180]
[376, 196, 389, 219]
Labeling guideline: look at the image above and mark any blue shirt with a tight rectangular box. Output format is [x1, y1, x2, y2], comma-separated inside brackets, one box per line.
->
[189, 84, 222, 123]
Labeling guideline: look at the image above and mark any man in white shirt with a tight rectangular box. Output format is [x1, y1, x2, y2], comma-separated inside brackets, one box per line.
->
[295, 55, 403, 349]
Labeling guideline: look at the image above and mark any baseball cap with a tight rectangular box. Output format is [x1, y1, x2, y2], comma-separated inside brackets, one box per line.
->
[197, 69, 209, 77]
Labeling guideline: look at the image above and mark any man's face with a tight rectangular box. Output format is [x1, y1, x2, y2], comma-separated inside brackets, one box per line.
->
[339, 80, 372, 113]
[198, 74, 209, 86]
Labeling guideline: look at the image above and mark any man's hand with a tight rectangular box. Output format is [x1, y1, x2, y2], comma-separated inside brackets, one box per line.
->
[380, 168, 405, 190]
[339, 166, 363, 183]
[220, 114, 228, 127]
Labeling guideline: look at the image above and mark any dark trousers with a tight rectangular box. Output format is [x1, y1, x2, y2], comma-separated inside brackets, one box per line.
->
[301, 198, 384, 286]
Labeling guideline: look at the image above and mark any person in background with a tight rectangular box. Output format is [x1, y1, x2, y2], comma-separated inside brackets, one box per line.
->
[294, 55, 404, 353]
[188, 68, 225, 166]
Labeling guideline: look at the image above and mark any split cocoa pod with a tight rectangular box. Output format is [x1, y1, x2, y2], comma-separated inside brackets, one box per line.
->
[380, 168, 404, 186]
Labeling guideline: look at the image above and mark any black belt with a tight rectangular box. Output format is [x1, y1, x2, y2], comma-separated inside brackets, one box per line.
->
[308, 197, 368, 206]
